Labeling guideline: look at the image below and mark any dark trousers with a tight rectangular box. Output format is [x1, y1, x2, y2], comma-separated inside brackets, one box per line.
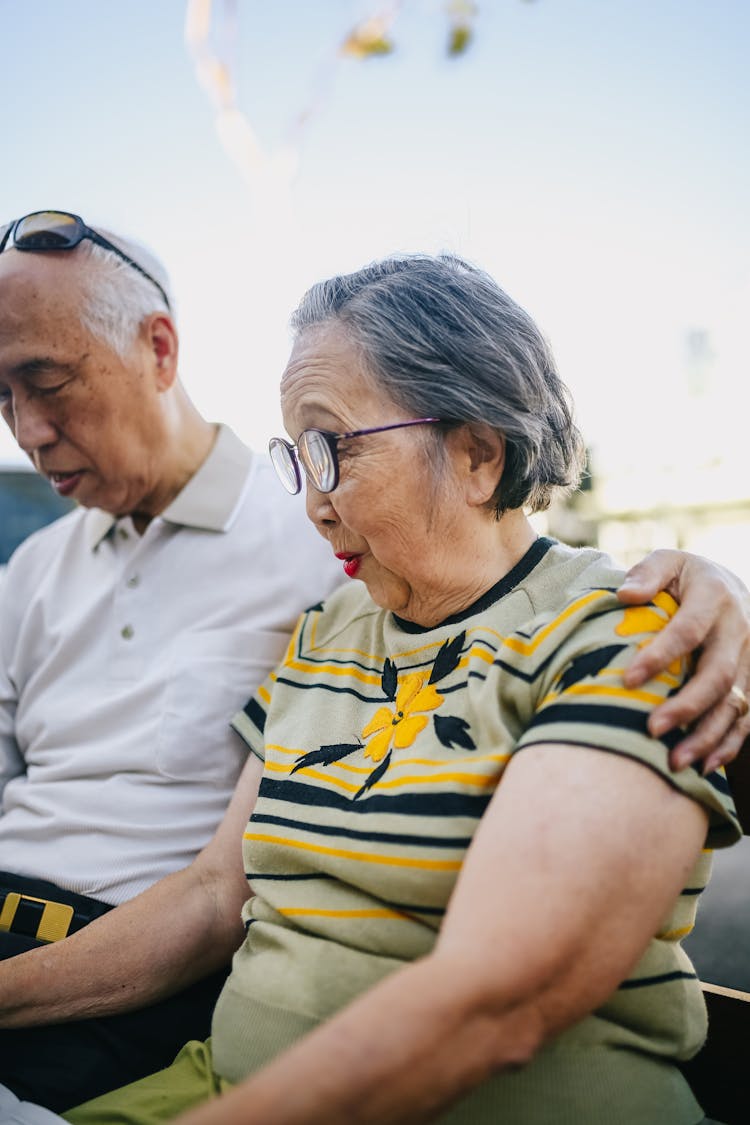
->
[0, 874, 229, 1114]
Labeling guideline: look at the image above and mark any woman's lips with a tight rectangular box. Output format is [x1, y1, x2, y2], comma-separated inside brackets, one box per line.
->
[334, 552, 363, 578]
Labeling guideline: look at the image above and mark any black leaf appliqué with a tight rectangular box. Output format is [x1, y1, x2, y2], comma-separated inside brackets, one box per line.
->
[354, 751, 393, 800]
[429, 631, 466, 685]
[434, 715, 476, 751]
[382, 658, 398, 701]
[557, 645, 626, 692]
[291, 741, 363, 773]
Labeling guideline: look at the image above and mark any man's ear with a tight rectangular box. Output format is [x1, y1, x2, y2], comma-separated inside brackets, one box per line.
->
[447, 422, 505, 507]
[144, 313, 179, 391]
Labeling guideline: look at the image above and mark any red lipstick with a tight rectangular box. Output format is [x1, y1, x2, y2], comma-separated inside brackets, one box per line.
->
[334, 552, 363, 579]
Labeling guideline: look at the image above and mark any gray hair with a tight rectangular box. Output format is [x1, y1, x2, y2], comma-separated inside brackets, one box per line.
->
[74, 232, 174, 360]
[290, 253, 585, 515]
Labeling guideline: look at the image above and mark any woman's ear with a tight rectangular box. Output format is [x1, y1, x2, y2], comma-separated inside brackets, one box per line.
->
[447, 423, 505, 507]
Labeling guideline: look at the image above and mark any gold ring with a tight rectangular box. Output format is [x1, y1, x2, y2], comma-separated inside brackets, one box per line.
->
[728, 684, 749, 718]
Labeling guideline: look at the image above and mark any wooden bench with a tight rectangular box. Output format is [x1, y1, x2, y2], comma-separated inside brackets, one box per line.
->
[678, 751, 750, 1124]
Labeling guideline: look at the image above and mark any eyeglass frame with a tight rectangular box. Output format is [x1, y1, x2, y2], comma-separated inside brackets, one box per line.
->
[0, 210, 173, 313]
[269, 417, 443, 495]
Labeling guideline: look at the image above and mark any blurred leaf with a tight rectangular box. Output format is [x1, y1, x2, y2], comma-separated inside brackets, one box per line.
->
[341, 18, 395, 60]
[447, 24, 473, 56]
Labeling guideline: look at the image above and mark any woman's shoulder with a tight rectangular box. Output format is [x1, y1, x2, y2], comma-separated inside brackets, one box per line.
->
[526, 540, 627, 614]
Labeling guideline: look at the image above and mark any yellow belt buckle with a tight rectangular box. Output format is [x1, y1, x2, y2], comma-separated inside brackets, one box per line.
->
[0, 891, 19, 932]
[0, 892, 74, 942]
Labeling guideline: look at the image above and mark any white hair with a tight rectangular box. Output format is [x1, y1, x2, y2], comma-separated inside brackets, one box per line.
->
[74, 231, 175, 360]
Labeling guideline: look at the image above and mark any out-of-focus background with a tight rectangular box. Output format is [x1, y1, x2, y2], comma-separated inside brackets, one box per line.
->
[1, 0, 749, 985]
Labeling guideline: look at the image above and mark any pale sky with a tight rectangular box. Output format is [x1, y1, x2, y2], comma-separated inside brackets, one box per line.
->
[2, 0, 748, 497]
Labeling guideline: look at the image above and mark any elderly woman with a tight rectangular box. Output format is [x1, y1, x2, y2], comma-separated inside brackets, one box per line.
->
[49, 256, 749, 1123]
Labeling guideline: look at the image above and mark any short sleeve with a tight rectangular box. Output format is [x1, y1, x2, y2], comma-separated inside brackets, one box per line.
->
[231, 673, 273, 762]
[513, 588, 741, 849]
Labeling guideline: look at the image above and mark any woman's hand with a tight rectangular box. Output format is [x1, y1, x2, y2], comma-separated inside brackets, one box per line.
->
[617, 549, 750, 773]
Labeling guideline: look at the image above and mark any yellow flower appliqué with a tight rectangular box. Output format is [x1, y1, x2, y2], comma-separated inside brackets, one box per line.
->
[361, 671, 444, 762]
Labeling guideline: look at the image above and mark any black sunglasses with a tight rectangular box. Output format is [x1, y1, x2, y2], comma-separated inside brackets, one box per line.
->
[0, 210, 172, 312]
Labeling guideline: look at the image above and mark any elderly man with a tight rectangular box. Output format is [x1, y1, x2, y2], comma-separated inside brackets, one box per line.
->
[0, 212, 341, 1108]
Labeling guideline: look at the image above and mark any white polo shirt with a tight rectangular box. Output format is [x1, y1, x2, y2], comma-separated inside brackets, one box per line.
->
[0, 425, 342, 904]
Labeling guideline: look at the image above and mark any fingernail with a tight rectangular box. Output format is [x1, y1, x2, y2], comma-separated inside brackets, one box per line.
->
[650, 716, 669, 737]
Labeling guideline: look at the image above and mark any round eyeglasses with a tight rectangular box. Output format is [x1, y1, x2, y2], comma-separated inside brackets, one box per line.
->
[269, 418, 442, 495]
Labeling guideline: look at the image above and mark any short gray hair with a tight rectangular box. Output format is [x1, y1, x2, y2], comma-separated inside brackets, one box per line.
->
[75, 232, 174, 360]
[290, 254, 585, 515]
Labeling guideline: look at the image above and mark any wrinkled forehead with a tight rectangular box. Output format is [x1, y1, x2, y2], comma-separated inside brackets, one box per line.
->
[280, 322, 391, 425]
[0, 251, 92, 360]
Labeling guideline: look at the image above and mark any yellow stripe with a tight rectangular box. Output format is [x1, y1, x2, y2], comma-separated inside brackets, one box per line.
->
[376, 769, 499, 790]
[278, 907, 407, 920]
[265, 760, 502, 791]
[284, 659, 382, 687]
[542, 683, 666, 708]
[243, 833, 461, 870]
[657, 924, 693, 941]
[266, 745, 509, 772]
[503, 590, 610, 656]
[258, 684, 272, 705]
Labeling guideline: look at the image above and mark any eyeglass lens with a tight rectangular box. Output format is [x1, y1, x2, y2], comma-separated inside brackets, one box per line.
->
[269, 440, 300, 494]
[14, 212, 80, 250]
[299, 431, 337, 492]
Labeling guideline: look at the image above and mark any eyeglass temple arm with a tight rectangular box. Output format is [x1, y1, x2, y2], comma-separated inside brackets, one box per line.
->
[88, 231, 172, 313]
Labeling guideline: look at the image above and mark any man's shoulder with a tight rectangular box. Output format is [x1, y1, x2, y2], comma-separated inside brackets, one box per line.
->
[5, 505, 88, 572]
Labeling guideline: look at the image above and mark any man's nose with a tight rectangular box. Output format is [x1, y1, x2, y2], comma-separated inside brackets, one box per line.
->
[11, 397, 59, 455]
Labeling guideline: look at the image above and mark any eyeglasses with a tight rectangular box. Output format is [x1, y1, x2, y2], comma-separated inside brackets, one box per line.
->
[0, 210, 172, 312]
[269, 418, 442, 495]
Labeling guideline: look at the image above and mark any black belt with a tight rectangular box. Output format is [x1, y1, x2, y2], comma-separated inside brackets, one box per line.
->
[0, 871, 114, 944]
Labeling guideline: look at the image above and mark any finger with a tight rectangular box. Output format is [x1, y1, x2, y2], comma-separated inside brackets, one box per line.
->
[667, 705, 750, 773]
[624, 610, 721, 689]
[645, 648, 737, 737]
[617, 550, 682, 605]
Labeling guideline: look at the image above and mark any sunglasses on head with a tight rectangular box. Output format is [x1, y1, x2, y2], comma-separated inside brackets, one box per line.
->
[0, 210, 172, 312]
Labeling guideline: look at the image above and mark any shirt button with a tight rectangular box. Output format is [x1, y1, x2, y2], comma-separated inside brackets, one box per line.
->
[126, 574, 140, 588]
[121, 625, 135, 640]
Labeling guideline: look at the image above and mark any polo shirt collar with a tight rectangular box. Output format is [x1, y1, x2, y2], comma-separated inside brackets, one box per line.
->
[84, 424, 253, 551]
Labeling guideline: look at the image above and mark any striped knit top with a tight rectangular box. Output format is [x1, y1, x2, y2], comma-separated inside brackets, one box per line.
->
[212, 538, 740, 1123]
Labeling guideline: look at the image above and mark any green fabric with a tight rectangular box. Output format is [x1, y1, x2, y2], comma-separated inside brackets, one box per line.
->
[63, 1040, 230, 1124]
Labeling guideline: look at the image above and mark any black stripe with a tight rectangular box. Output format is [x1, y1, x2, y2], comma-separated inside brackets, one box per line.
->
[257, 776, 491, 818]
[703, 770, 732, 797]
[389, 901, 445, 916]
[527, 702, 681, 749]
[245, 872, 335, 881]
[619, 970, 697, 990]
[250, 812, 472, 849]
[242, 696, 267, 733]
[680, 887, 704, 897]
[393, 537, 556, 633]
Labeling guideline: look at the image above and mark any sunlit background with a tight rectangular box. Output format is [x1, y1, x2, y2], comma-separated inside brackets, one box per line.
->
[2, 0, 749, 579]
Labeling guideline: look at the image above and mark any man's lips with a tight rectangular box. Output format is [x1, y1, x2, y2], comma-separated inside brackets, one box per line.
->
[48, 470, 84, 497]
[334, 551, 363, 578]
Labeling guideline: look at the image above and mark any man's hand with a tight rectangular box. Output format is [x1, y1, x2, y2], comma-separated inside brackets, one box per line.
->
[617, 549, 750, 773]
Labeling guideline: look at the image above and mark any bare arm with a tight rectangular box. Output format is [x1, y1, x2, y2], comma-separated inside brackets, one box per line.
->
[618, 549, 750, 770]
[176, 745, 707, 1125]
[0, 754, 262, 1028]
